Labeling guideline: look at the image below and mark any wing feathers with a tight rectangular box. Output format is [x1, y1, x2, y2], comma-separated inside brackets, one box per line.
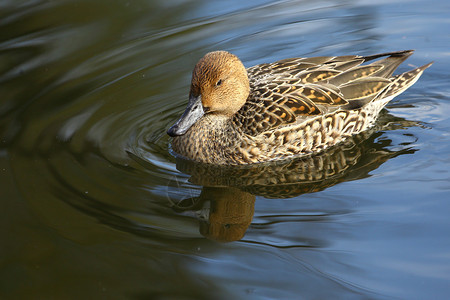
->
[236, 51, 429, 136]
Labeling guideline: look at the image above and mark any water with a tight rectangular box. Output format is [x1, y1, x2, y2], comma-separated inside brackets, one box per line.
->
[1, 0, 449, 299]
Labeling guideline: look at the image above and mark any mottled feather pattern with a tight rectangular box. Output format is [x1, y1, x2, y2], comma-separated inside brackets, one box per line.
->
[170, 50, 432, 164]
[234, 50, 424, 139]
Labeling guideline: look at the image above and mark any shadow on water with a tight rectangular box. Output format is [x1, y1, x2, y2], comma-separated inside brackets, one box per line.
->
[131, 110, 420, 242]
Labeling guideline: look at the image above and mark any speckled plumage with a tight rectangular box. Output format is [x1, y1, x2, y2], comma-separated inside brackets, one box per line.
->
[169, 50, 432, 165]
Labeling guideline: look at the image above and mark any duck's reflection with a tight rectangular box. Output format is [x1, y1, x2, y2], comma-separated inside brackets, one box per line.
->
[174, 187, 255, 242]
[170, 111, 419, 242]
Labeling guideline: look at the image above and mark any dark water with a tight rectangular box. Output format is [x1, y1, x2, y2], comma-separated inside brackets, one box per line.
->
[1, 0, 449, 299]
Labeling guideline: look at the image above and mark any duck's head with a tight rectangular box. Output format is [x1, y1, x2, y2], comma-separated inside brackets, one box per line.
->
[167, 51, 250, 137]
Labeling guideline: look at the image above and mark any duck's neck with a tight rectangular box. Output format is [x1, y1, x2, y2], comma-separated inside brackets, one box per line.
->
[172, 114, 239, 164]
[195, 114, 237, 143]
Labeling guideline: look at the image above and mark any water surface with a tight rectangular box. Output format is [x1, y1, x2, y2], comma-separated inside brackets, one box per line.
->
[1, 0, 450, 299]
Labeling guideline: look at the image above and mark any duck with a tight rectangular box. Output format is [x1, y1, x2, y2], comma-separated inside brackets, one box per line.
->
[167, 50, 432, 165]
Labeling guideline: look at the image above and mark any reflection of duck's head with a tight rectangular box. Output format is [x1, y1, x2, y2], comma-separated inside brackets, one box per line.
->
[167, 51, 249, 137]
[186, 187, 255, 243]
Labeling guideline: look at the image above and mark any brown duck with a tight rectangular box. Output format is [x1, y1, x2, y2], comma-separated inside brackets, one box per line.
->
[168, 50, 432, 165]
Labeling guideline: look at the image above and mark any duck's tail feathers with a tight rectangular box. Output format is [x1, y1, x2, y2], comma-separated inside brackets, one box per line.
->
[364, 50, 415, 78]
[382, 61, 433, 100]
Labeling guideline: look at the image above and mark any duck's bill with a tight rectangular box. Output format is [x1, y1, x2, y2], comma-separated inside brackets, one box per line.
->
[167, 95, 204, 137]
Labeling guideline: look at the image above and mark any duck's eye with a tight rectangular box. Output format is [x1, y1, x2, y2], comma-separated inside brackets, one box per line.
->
[216, 79, 223, 87]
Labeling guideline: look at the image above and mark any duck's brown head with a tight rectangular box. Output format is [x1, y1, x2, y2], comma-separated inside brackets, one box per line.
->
[168, 51, 249, 137]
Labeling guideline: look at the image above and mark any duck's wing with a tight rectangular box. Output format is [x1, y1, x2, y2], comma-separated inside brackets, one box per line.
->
[234, 50, 429, 136]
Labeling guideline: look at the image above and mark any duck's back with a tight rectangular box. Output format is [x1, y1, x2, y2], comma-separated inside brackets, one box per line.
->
[234, 50, 431, 137]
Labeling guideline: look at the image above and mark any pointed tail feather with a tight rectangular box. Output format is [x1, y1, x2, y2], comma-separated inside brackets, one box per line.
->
[368, 51, 415, 78]
[382, 61, 433, 99]
[362, 50, 415, 63]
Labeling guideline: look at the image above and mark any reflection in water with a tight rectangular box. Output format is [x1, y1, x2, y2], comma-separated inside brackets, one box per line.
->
[173, 187, 255, 242]
[166, 111, 418, 242]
